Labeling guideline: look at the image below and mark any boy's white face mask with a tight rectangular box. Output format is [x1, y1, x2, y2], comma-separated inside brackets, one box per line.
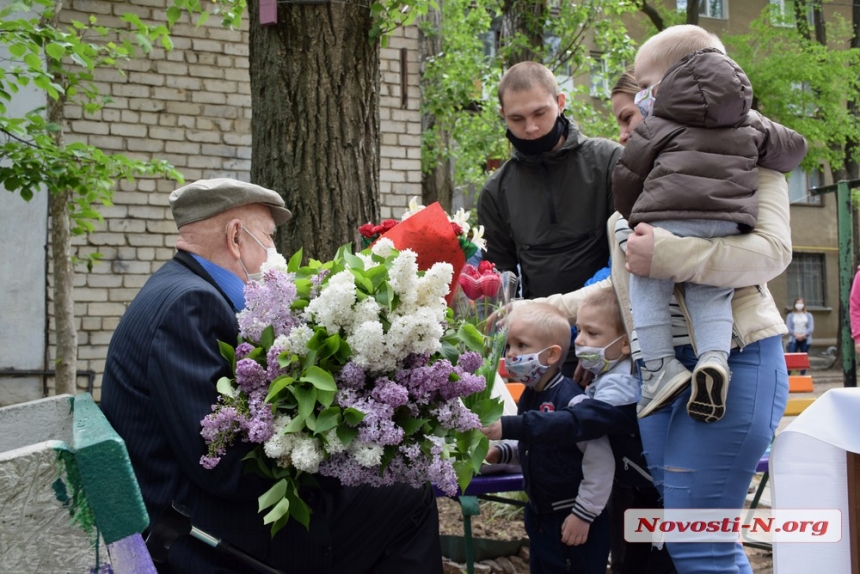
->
[505, 347, 552, 388]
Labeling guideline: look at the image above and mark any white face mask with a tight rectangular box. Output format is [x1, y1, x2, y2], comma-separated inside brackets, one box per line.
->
[795, 303, 805, 311]
[574, 334, 625, 376]
[505, 347, 553, 388]
[240, 225, 278, 282]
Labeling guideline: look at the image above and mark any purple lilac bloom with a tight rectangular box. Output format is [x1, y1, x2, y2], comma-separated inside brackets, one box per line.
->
[266, 344, 289, 381]
[352, 397, 403, 446]
[243, 389, 274, 443]
[199, 404, 244, 468]
[337, 362, 367, 390]
[310, 269, 329, 298]
[238, 270, 301, 341]
[437, 369, 486, 401]
[456, 351, 483, 374]
[371, 377, 410, 408]
[235, 342, 255, 360]
[396, 360, 455, 404]
[433, 400, 481, 432]
[235, 358, 268, 394]
[402, 353, 430, 369]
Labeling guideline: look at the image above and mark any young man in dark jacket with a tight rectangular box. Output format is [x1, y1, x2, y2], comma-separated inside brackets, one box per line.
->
[478, 61, 622, 375]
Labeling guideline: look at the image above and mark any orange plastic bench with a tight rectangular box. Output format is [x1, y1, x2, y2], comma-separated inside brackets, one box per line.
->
[784, 353, 813, 392]
[506, 382, 525, 403]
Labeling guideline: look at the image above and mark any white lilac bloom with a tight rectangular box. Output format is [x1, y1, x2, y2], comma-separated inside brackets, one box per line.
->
[349, 320, 393, 373]
[351, 441, 384, 468]
[291, 436, 325, 473]
[323, 428, 347, 455]
[284, 324, 313, 355]
[260, 251, 288, 274]
[349, 298, 382, 335]
[370, 237, 396, 258]
[263, 415, 297, 466]
[388, 310, 444, 358]
[415, 262, 453, 307]
[305, 270, 357, 333]
[387, 249, 419, 306]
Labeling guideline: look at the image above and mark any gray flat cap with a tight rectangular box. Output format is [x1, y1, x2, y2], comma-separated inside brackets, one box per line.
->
[169, 178, 292, 228]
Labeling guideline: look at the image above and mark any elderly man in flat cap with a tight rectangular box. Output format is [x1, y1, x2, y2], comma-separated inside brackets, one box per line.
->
[101, 179, 442, 574]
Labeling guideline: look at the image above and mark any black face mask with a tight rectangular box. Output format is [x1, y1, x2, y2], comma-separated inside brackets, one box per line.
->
[506, 114, 568, 156]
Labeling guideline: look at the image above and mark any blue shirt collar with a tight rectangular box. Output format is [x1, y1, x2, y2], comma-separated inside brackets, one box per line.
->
[190, 254, 246, 311]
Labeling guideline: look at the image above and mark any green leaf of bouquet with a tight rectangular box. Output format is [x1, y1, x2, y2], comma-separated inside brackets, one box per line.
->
[398, 415, 430, 436]
[349, 269, 373, 293]
[260, 325, 275, 349]
[293, 384, 318, 419]
[314, 335, 341, 362]
[344, 251, 365, 271]
[278, 352, 298, 369]
[291, 299, 309, 311]
[286, 486, 311, 530]
[315, 407, 341, 433]
[304, 412, 317, 431]
[263, 496, 290, 526]
[336, 424, 359, 446]
[216, 376, 236, 398]
[457, 323, 485, 354]
[287, 249, 303, 273]
[470, 434, 490, 472]
[300, 365, 337, 392]
[217, 340, 235, 367]
[264, 375, 295, 403]
[365, 264, 388, 290]
[284, 414, 306, 433]
[454, 459, 475, 495]
[316, 389, 336, 407]
[258, 478, 288, 512]
[334, 339, 352, 363]
[343, 406, 366, 426]
[438, 340, 460, 364]
[469, 397, 505, 426]
[293, 278, 312, 299]
[375, 282, 392, 307]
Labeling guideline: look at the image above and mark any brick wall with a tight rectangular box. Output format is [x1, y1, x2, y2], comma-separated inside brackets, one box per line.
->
[48, 0, 422, 399]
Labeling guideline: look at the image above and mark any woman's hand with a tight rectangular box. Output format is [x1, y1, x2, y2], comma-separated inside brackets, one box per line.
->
[625, 223, 656, 277]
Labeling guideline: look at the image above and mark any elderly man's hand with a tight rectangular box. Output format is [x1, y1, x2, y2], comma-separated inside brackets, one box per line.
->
[481, 420, 503, 441]
[625, 223, 655, 277]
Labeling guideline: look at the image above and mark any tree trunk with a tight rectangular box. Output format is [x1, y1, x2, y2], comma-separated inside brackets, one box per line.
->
[501, 0, 546, 67]
[686, 0, 699, 25]
[845, 0, 860, 180]
[247, 0, 380, 261]
[45, 0, 77, 396]
[419, 4, 453, 210]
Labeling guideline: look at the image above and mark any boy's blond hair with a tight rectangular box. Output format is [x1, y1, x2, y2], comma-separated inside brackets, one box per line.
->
[498, 61, 559, 107]
[635, 25, 726, 80]
[507, 302, 571, 363]
[579, 286, 625, 336]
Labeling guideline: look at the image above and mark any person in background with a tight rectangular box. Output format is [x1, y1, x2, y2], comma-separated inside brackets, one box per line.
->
[100, 178, 442, 574]
[486, 302, 613, 573]
[850, 273, 860, 354]
[786, 297, 814, 355]
[478, 60, 621, 376]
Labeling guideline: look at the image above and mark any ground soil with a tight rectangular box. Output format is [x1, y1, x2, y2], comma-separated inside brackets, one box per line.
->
[437, 495, 775, 573]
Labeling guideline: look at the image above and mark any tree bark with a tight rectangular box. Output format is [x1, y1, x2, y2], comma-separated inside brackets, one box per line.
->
[686, 0, 699, 26]
[247, 0, 380, 261]
[845, 0, 860, 180]
[501, 0, 546, 67]
[638, 1, 665, 31]
[45, 0, 77, 396]
[419, 4, 453, 210]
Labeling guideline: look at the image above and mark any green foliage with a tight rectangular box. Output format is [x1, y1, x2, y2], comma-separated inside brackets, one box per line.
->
[724, 8, 860, 172]
[420, 0, 637, 200]
[0, 0, 183, 264]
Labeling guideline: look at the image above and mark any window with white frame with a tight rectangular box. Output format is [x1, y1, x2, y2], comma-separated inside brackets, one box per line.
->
[787, 252, 826, 308]
[768, 0, 815, 28]
[787, 166, 823, 205]
[588, 53, 610, 98]
[677, 0, 726, 19]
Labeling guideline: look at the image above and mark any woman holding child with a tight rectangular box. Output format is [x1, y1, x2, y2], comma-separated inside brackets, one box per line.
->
[487, 25, 795, 574]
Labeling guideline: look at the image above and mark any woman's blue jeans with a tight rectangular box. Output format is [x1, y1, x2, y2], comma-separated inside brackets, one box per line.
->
[638, 336, 789, 573]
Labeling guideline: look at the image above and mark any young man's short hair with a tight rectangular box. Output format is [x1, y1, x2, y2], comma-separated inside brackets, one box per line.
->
[508, 302, 572, 361]
[498, 61, 559, 107]
[579, 286, 625, 336]
[635, 25, 726, 80]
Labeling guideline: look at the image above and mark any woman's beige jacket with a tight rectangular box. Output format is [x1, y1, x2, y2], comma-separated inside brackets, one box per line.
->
[534, 168, 791, 352]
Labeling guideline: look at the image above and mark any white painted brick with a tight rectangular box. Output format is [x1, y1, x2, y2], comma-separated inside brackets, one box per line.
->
[76, 288, 108, 302]
[392, 159, 421, 171]
[398, 134, 421, 147]
[187, 131, 222, 144]
[192, 91, 227, 104]
[70, 0, 111, 14]
[166, 75, 202, 90]
[127, 138, 165, 153]
[128, 98, 167, 112]
[122, 275, 149, 289]
[149, 126, 185, 141]
[88, 135, 125, 150]
[165, 102, 203, 116]
[128, 205, 169, 219]
[82, 316, 103, 330]
[380, 170, 406, 183]
[178, 116, 195, 129]
[380, 145, 406, 158]
[158, 114, 178, 127]
[135, 247, 156, 260]
[127, 234, 165, 247]
[224, 43, 249, 57]
[166, 141, 200, 154]
[188, 155, 226, 169]
[202, 105, 240, 119]
[224, 133, 251, 146]
[108, 219, 146, 233]
[71, 120, 109, 135]
[226, 94, 251, 107]
[152, 87, 188, 101]
[204, 79, 238, 93]
[111, 123, 148, 137]
[98, 205, 129, 219]
[114, 84, 152, 98]
[192, 39, 224, 53]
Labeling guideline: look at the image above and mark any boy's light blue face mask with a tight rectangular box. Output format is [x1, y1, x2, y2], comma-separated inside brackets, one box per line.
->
[634, 81, 661, 119]
[575, 334, 625, 376]
[505, 347, 553, 388]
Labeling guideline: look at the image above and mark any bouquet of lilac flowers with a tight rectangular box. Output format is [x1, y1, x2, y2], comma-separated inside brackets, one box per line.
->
[200, 239, 499, 534]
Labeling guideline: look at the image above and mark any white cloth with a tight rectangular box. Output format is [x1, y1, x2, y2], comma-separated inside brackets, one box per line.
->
[771, 388, 860, 573]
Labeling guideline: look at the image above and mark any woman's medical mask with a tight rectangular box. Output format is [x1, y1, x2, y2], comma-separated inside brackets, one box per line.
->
[575, 334, 625, 376]
[795, 303, 805, 311]
[634, 82, 660, 119]
[240, 225, 279, 282]
[505, 347, 553, 388]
